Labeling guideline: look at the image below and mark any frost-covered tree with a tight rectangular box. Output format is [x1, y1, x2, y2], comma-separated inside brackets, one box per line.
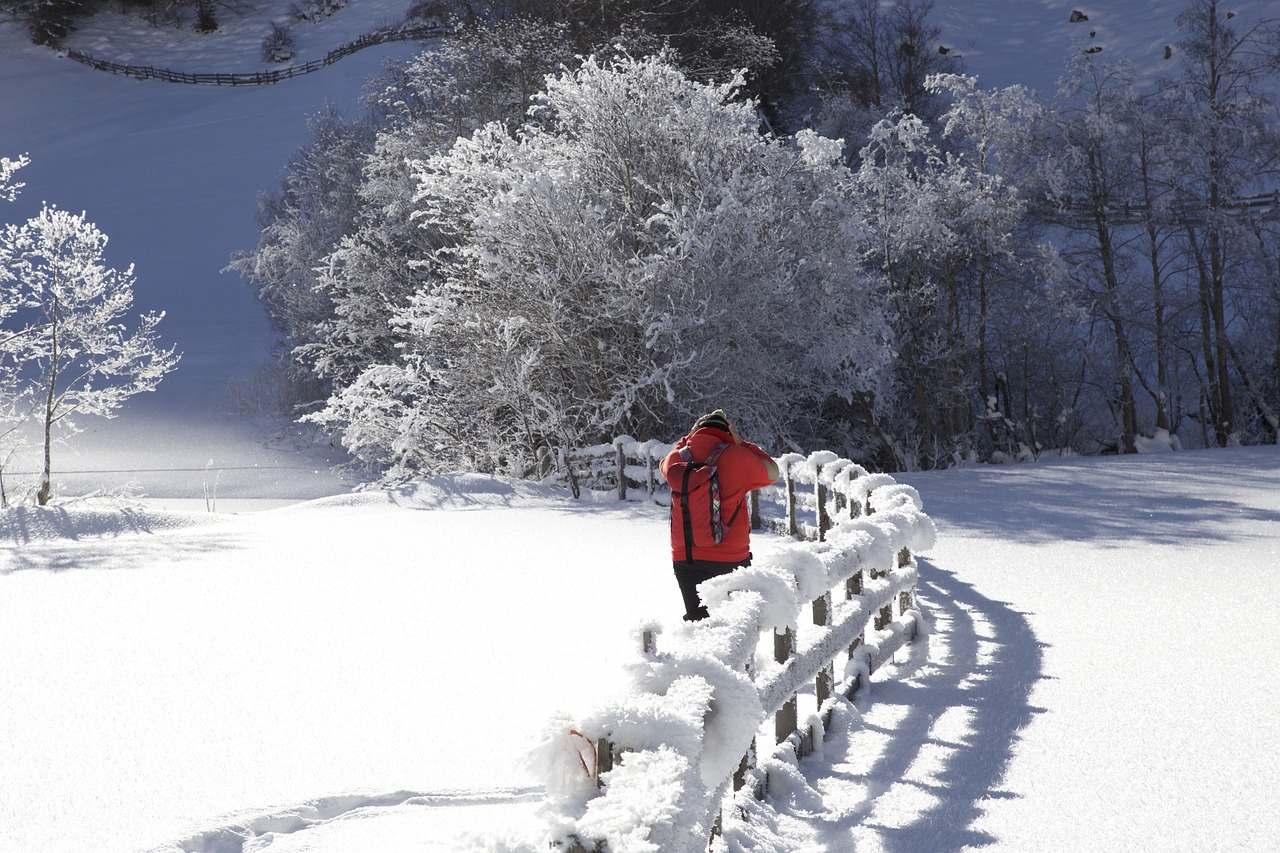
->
[852, 76, 1049, 468]
[226, 106, 374, 408]
[0, 204, 180, 505]
[0, 154, 28, 203]
[926, 74, 1052, 460]
[229, 17, 578, 418]
[804, 0, 961, 150]
[0, 153, 32, 504]
[1023, 2, 1280, 452]
[309, 52, 892, 477]
[1040, 59, 1155, 454]
[1164, 0, 1280, 446]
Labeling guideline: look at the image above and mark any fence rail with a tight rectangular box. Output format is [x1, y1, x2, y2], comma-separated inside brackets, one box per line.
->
[1048, 190, 1280, 225]
[539, 438, 936, 853]
[64, 23, 447, 86]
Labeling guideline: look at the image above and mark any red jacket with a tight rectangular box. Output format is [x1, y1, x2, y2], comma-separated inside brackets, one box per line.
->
[660, 426, 778, 563]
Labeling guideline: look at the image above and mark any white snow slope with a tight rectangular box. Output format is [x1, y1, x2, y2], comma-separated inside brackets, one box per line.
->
[3, 1, 1280, 852]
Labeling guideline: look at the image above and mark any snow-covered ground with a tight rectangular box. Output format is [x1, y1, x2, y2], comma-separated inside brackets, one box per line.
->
[4, 2, 1280, 851]
[5, 448, 1280, 852]
[0, 477, 680, 852]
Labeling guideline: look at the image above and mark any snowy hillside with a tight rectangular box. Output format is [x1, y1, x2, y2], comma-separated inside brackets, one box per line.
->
[0, 0, 425, 504]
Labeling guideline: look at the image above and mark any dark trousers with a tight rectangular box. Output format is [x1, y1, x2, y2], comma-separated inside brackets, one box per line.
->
[673, 555, 752, 621]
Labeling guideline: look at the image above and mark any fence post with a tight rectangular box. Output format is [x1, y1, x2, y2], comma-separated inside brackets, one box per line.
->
[813, 593, 834, 706]
[898, 548, 914, 615]
[595, 737, 614, 786]
[847, 571, 864, 663]
[733, 649, 758, 795]
[732, 738, 757, 793]
[616, 442, 627, 501]
[774, 627, 797, 743]
[816, 479, 830, 542]
[784, 468, 797, 537]
[646, 447, 657, 499]
[561, 449, 581, 499]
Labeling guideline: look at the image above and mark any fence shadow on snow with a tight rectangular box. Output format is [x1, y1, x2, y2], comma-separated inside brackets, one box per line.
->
[805, 557, 1047, 852]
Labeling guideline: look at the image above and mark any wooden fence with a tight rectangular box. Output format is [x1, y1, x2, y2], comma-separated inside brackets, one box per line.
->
[64, 23, 447, 86]
[540, 438, 935, 852]
[1049, 190, 1280, 225]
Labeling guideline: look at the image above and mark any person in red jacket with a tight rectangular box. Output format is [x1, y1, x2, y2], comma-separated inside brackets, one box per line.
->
[660, 410, 780, 621]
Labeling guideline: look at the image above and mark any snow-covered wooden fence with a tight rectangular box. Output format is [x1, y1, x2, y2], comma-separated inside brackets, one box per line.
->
[543, 437, 903, 539]
[64, 23, 446, 85]
[537, 438, 936, 852]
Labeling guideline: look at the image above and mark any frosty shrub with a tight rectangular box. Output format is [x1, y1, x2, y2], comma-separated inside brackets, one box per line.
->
[307, 52, 893, 478]
[229, 17, 578, 430]
[0, 154, 27, 203]
[290, 0, 345, 23]
[262, 22, 296, 64]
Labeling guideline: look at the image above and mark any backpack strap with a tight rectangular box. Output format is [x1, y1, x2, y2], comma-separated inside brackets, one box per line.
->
[704, 444, 745, 536]
[705, 444, 729, 543]
[679, 456, 696, 562]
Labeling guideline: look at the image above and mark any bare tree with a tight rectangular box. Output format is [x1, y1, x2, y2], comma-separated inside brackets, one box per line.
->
[1168, 0, 1280, 446]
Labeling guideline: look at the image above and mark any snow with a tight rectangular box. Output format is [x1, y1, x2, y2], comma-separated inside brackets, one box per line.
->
[931, 0, 1276, 95]
[7, 448, 1280, 851]
[4, 2, 1280, 852]
[1, 478, 678, 852]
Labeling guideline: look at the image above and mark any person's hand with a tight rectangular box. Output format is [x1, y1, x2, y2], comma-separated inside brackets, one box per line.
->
[728, 420, 742, 444]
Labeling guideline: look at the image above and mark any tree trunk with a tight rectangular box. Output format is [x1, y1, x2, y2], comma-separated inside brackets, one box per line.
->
[36, 293, 59, 507]
[1088, 155, 1139, 454]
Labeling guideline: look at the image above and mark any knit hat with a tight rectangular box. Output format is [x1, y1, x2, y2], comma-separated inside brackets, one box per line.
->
[693, 409, 731, 434]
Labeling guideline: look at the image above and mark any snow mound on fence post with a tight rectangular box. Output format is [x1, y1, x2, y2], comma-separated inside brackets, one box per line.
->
[698, 562, 800, 633]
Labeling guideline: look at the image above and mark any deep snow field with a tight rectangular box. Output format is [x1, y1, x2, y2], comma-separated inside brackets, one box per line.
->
[4, 1, 1280, 851]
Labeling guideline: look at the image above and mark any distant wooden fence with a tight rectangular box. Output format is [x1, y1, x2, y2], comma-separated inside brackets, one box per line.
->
[1051, 190, 1280, 225]
[64, 23, 447, 86]
[539, 437, 936, 852]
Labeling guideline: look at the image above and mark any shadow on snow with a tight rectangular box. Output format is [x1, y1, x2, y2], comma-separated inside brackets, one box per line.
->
[0, 506, 242, 573]
[904, 449, 1280, 546]
[796, 557, 1046, 851]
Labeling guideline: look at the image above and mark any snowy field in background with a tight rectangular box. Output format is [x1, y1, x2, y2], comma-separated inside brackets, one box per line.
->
[931, 0, 1277, 93]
